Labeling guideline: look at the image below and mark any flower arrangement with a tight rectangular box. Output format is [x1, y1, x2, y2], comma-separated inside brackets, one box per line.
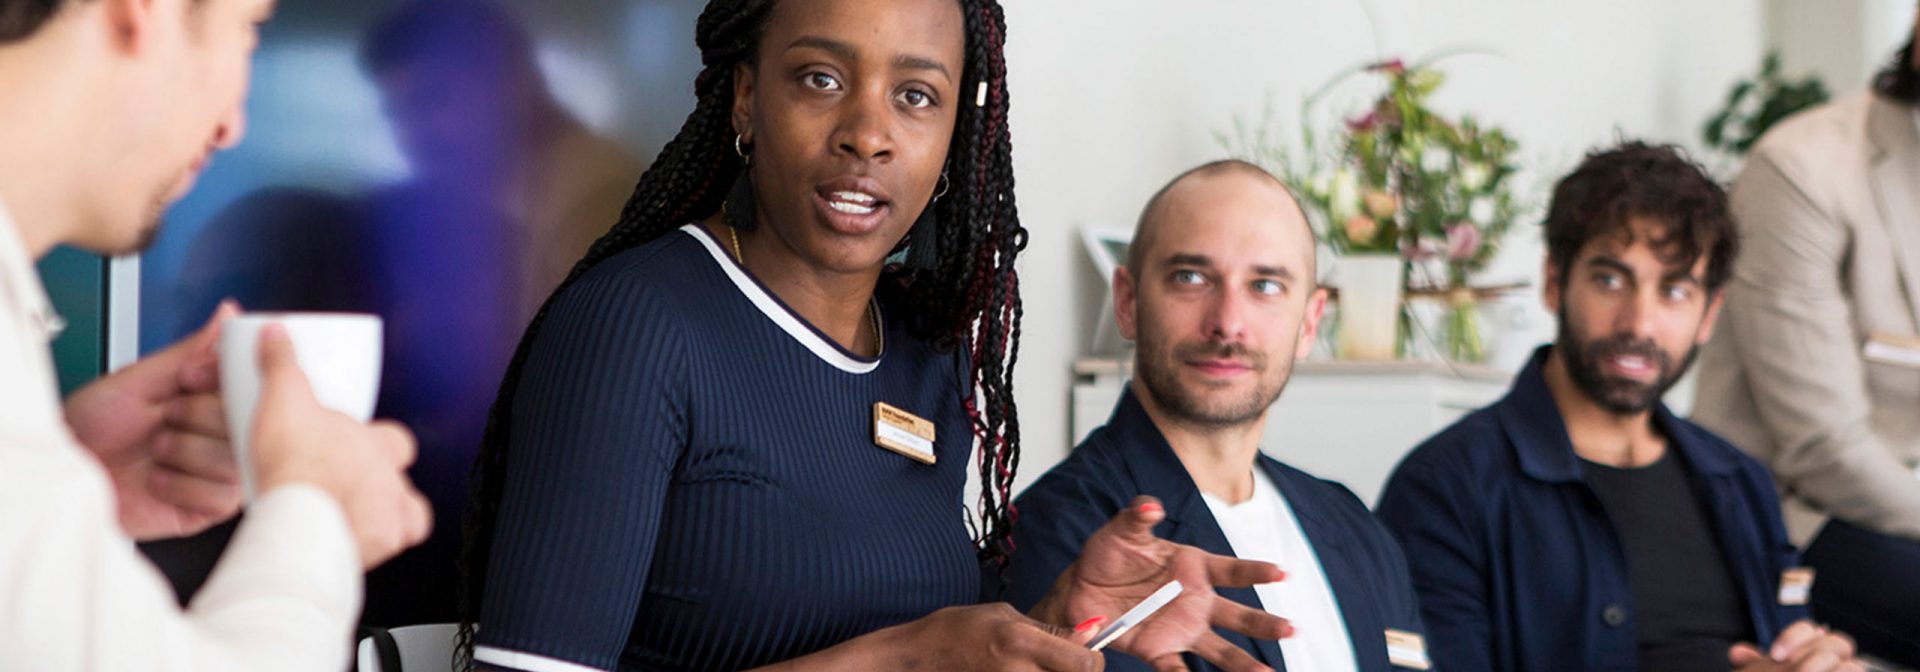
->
[1220, 55, 1526, 361]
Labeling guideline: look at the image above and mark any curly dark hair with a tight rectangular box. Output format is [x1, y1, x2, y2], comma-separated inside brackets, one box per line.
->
[1543, 141, 1737, 293]
[1873, 38, 1920, 106]
[453, 0, 1024, 666]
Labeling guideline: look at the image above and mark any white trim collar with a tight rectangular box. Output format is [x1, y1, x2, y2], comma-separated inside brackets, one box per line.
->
[473, 645, 609, 672]
[679, 223, 882, 375]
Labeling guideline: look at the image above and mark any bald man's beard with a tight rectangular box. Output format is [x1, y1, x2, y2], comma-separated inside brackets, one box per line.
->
[1135, 323, 1292, 429]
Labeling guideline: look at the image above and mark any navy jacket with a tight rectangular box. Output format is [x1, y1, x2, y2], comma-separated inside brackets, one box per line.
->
[1002, 387, 1427, 671]
[1375, 347, 1808, 672]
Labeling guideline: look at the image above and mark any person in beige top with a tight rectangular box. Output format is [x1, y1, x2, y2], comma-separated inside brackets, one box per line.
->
[1693, 19, 1920, 667]
[0, 0, 431, 669]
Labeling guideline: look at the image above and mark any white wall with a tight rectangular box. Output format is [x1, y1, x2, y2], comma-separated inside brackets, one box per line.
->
[1767, 0, 1916, 99]
[1001, 0, 1775, 491]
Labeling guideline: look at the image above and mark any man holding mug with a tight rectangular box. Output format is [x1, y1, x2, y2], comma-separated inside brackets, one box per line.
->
[0, 0, 431, 669]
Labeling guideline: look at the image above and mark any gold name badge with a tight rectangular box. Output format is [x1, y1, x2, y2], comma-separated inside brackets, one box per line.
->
[1778, 567, 1816, 606]
[1385, 629, 1431, 670]
[873, 402, 936, 464]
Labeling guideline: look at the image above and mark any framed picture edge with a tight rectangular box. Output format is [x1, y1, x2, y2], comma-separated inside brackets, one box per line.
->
[1080, 226, 1133, 355]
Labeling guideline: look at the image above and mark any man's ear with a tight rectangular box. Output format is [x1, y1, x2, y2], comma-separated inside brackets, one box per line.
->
[1541, 257, 1563, 315]
[1296, 287, 1330, 359]
[731, 61, 756, 146]
[1114, 266, 1139, 342]
[104, 0, 159, 56]
[1696, 288, 1727, 345]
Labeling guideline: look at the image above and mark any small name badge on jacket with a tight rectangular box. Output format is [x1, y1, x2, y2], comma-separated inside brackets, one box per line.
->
[1864, 333, 1920, 369]
[1385, 629, 1431, 670]
[873, 402, 936, 464]
[1779, 567, 1815, 606]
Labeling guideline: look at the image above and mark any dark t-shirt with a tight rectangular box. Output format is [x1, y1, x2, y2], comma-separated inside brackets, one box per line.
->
[1584, 450, 1755, 672]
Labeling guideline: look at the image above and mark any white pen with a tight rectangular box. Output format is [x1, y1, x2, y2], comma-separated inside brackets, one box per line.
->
[1088, 580, 1185, 651]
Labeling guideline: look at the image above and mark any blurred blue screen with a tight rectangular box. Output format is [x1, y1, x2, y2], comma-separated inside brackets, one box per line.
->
[136, 0, 701, 626]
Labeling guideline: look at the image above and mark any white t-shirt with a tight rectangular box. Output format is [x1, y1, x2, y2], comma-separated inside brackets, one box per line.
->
[1200, 466, 1359, 672]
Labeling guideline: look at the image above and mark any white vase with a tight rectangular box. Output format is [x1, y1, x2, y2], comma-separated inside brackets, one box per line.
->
[1335, 253, 1405, 361]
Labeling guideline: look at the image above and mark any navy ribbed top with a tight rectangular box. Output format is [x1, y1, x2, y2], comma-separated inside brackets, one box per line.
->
[474, 225, 981, 672]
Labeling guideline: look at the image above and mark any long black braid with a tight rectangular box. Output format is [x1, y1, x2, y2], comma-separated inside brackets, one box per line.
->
[454, 0, 1023, 666]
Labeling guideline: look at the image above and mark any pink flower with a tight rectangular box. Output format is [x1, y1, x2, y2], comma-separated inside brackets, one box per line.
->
[1363, 190, 1398, 219]
[1446, 222, 1483, 261]
[1344, 216, 1379, 245]
[1369, 58, 1407, 75]
[1345, 111, 1378, 133]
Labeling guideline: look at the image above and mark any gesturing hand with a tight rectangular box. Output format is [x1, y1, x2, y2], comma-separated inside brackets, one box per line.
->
[1031, 496, 1293, 672]
[1730, 620, 1863, 672]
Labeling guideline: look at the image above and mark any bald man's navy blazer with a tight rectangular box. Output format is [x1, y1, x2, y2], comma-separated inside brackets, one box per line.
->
[1000, 387, 1427, 671]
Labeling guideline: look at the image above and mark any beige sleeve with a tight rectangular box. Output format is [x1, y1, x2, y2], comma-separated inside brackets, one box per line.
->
[0, 443, 361, 672]
[1720, 152, 1920, 540]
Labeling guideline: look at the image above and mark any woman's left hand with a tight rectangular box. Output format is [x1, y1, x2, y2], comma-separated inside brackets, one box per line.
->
[1028, 496, 1293, 672]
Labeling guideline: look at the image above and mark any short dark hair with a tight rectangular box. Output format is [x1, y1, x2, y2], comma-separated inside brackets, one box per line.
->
[1873, 38, 1920, 106]
[1543, 141, 1737, 292]
[1129, 159, 1311, 274]
[0, 0, 63, 43]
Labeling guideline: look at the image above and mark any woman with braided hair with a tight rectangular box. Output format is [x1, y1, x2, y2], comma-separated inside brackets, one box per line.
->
[460, 0, 1291, 670]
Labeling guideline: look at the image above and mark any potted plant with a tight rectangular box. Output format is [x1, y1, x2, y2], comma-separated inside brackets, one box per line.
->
[1700, 51, 1828, 172]
[1221, 55, 1525, 362]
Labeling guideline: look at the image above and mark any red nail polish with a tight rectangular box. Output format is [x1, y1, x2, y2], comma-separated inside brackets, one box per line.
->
[1139, 502, 1162, 515]
[1074, 616, 1105, 633]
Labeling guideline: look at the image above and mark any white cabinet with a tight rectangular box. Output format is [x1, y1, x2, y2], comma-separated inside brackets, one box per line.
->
[1071, 358, 1514, 506]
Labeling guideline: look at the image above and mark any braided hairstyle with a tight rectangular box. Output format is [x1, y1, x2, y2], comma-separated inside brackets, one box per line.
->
[454, 0, 1022, 665]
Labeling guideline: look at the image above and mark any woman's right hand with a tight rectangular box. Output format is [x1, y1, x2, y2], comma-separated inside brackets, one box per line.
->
[760, 603, 1103, 672]
[879, 604, 1104, 672]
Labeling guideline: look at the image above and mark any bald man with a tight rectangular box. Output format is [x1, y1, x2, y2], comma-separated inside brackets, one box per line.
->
[1002, 161, 1428, 672]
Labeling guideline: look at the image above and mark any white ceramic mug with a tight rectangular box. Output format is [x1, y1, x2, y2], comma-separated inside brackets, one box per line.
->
[218, 313, 383, 500]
